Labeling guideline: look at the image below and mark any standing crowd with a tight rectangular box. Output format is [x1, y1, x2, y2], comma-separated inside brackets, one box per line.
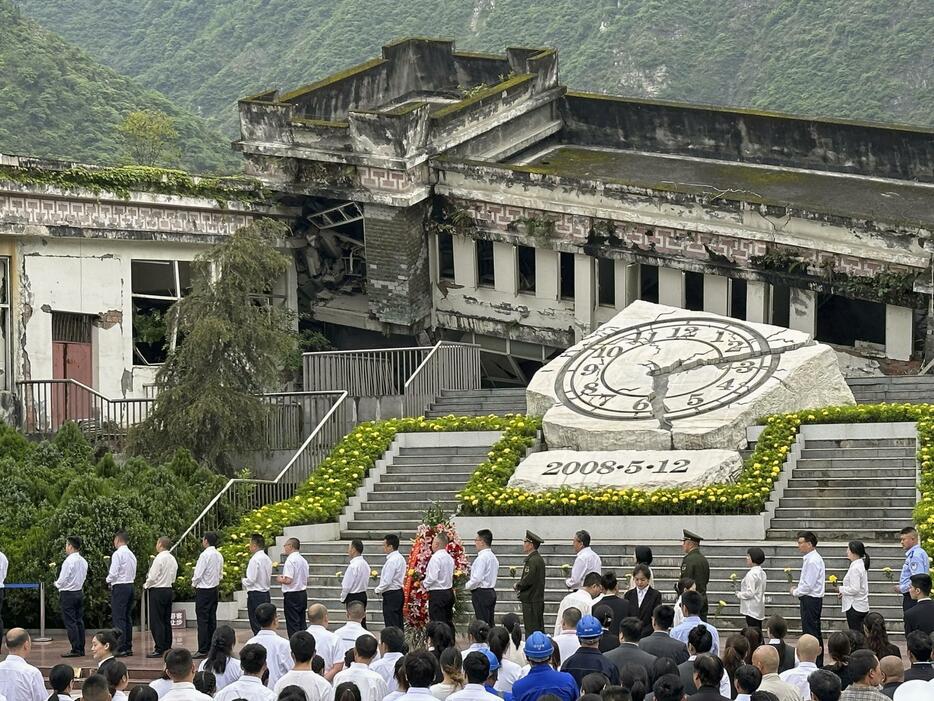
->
[0, 525, 933, 701]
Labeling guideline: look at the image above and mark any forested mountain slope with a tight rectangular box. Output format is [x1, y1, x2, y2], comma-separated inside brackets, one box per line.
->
[15, 0, 934, 136]
[0, 1, 239, 172]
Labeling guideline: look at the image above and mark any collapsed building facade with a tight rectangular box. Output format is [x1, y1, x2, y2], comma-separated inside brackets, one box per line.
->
[1, 38, 933, 399]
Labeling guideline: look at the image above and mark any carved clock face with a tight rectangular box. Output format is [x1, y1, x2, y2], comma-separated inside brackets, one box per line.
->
[555, 317, 783, 421]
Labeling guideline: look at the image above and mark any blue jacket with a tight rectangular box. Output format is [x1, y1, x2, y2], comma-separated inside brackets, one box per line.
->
[485, 684, 514, 701]
[512, 664, 578, 701]
[560, 647, 621, 687]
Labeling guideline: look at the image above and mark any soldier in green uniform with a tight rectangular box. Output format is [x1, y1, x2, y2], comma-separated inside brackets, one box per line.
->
[515, 530, 546, 634]
[680, 529, 711, 620]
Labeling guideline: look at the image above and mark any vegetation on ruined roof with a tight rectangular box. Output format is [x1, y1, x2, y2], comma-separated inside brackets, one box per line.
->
[0, 0, 239, 173]
[278, 57, 388, 104]
[431, 73, 533, 120]
[14, 0, 932, 145]
[0, 163, 269, 204]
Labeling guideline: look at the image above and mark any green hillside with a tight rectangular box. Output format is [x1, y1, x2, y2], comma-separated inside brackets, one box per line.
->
[0, 0, 239, 173]
[14, 0, 934, 137]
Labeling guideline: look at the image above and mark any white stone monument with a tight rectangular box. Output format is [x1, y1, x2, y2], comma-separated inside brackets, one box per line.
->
[528, 301, 855, 451]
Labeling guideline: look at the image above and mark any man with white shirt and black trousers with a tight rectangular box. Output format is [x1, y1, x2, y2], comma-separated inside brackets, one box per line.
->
[192, 531, 224, 659]
[144, 536, 178, 659]
[56, 535, 88, 658]
[106, 531, 137, 657]
[566, 530, 601, 590]
[375, 534, 406, 629]
[243, 533, 272, 634]
[424, 532, 455, 633]
[341, 539, 370, 628]
[790, 530, 825, 667]
[467, 529, 499, 626]
[277, 537, 310, 638]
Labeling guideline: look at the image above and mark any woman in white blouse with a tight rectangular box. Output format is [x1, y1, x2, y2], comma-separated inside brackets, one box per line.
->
[735, 546, 767, 630]
[199, 625, 242, 691]
[839, 540, 870, 631]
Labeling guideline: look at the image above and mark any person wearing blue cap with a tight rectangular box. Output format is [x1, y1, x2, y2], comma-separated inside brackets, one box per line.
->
[511, 632, 578, 701]
[447, 651, 502, 701]
[480, 649, 514, 701]
[559, 615, 620, 687]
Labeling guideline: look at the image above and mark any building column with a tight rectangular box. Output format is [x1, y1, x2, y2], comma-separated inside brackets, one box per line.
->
[885, 304, 913, 361]
[746, 281, 769, 323]
[658, 267, 685, 308]
[573, 254, 595, 338]
[535, 249, 559, 301]
[452, 236, 476, 289]
[615, 261, 639, 310]
[493, 242, 517, 296]
[789, 288, 817, 335]
[702, 274, 729, 316]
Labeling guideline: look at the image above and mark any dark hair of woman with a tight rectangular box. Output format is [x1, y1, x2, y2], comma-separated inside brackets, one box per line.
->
[193, 671, 216, 696]
[439, 646, 465, 689]
[634, 546, 653, 566]
[94, 628, 122, 653]
[501, 612, 522, 650]
[206, 625, 237, 674]
[862, 612, 899, 660]
[723, 634, 751, 694]
[336, 681, 362, 701]
[619, 663, 648, 701]
[847, 541, 871, 571]
[47, 664, 75, 701]
[739, 626, 762, 661]
[104, 660, 128, 696]
[128, 687, 158, 701]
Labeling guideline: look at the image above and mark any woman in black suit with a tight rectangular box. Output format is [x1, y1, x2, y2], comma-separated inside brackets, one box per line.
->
[624, 563, 663, 638]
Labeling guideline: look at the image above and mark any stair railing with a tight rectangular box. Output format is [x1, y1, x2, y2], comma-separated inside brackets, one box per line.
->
[402, 342, 481, 417]
[170, 390, 349, 556]
[303, 346, 435, 395]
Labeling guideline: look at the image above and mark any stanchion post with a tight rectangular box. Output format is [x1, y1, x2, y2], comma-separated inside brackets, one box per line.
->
[35, 581, 52, 642]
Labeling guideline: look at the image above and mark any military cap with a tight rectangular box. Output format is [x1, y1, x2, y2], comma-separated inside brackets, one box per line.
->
[525, 530, 544, 546]
[682, 529, 703, 543]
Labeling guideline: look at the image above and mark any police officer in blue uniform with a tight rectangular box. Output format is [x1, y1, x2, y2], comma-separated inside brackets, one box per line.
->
[512, 631, 579, 701]
[898, 526, 931, 611]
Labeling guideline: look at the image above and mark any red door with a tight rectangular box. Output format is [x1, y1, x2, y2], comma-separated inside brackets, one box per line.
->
[51, 339, 93, 429]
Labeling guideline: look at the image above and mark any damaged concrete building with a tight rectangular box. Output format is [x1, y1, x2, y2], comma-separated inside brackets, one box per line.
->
[2, 37, 934, 399]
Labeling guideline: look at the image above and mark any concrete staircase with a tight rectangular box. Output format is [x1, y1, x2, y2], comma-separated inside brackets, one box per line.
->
[847, 376, 934, 404]
[425, 388, 527, 417]
[767, 435, 917, 541]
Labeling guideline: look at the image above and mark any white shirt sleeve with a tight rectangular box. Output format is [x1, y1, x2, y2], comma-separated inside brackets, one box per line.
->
[466, 550, 492, 591]
[341, 559, 369, 601]
[566, 549, 599, 589]
[375, 553, 404, 595]
[0, 551, 9, 586]
[793, 553, 825, 598]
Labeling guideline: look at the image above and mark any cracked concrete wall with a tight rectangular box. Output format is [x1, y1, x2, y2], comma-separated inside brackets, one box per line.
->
[17, 237, 212, 398]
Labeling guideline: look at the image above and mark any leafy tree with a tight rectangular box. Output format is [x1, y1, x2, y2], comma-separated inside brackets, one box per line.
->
[130, 219, 297, 473]
[117, 109, 178, 166]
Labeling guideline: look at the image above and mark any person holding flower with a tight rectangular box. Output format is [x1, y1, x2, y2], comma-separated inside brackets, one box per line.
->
[341, 539, 371, 629]
[839, 541, 870, 632]
[424, 532, 456, 633]
[735, 547, 767, 631]
[375, 535, 406, 630]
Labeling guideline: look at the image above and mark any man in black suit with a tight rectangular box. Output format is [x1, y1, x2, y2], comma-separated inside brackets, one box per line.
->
[905, 573, 934, 635]
[605, 616, 658, 685]
[686, 654, 729, 701]
[624, 563, 662, 638]
[639, 605, 689, 665]
[600, 572, 636, 637]
[904, 630, 934, 682]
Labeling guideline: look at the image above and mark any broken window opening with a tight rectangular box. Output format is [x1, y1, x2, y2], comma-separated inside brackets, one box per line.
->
[816, 293, 886, 347]
[771, 284, 791, 328]
[730, 278, 747, 320]
[131, 259, 191, 366]
[559, 252, 575, 300]
[639, 264, 659, 303]
[298, 198, 367, 310]
[438, 233, 455, 281]
[477, 240, 495, 287]
[517, 245, 536, 294]
[684, 271, 704, 311]
[597, 258, 615, 307]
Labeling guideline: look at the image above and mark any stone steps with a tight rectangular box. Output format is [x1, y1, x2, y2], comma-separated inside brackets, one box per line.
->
[426, 388, 527, 418]
[847, 376, 934, 405]
[804, 438, 915, 449]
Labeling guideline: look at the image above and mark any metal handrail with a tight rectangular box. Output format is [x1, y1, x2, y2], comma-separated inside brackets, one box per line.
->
[170, 390, 349, 555]
[402, 342, 481, 416]
[302, 346, 436, 395]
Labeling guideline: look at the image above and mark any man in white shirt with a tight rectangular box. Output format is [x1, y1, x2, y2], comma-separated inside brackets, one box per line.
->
[277, 537, 309, 638]
[375, 534, 405, 630]
[790, 530, 825, 666]
[307, 603, 343, 681]
[467, 529, 499, 626]
[0, 628, 48, 701]
[553, 607, 583, 663]
[341, 539, 370, 626]
[566, 530, 601, 590]
[107, 530, 138, 657]
[243, 533, 273, 634]
[159, 647, 213, 701]
[334, 601, 379, 659]
[370, 626, 406, 691]
[448, 650, 501, 701]
[423, 532, 455, 632]
[779, 634, 820, 701]
[0, 547, 7, 641]
[55, 535, 88, 657]
[192, 531, 224, 658]
[214, 643, 276, 701]
[274, 631, 335, 701]
[145, 536, 179, 658]
[333, 634, 389, 701]
[554, 572, 604, 637]
[245, 603, 293, 688]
